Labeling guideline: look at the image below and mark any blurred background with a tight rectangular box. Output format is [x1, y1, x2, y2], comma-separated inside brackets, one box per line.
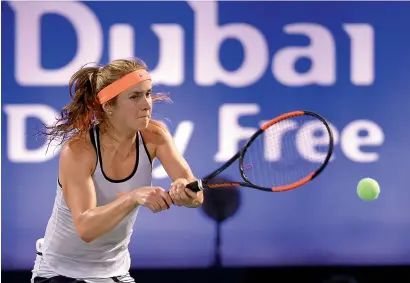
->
[2, 1, 410, 282]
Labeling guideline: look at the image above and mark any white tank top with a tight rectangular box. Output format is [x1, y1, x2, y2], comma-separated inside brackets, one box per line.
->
[36, 125, 152, 279]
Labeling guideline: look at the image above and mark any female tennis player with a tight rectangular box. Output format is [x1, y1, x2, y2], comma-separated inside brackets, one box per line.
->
[31, 58, 203, 283]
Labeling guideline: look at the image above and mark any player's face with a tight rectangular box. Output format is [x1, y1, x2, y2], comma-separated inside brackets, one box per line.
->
[111, 80, 153, 131]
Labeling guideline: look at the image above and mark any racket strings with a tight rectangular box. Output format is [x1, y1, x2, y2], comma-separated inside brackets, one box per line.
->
[242, 115, 331, 189]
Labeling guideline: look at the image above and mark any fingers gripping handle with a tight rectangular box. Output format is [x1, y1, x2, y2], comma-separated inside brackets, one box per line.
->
[186, 180, 204, 192]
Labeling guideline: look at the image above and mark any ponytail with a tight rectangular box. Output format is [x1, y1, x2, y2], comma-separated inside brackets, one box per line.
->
[41, 66, 101, 145]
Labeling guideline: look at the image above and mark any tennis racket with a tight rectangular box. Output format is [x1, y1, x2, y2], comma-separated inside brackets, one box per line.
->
[186, 110, 334, 193]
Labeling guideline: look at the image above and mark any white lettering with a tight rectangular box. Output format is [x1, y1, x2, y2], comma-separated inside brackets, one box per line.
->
[261, 120, 298, 162]
[2, 102, 383, 164]
[341, 120, 384, 162]
[10, 1, 375, 88]
[10, 2, 103, 86]
[215, 104, 382, 163]
[3, 104, 61, 163]
[188, 0, 269, 87]
[343, 24, 375, 85]
[109, 24, 134, 61]
[149, 25, 185, 86]
[261, 119, 339, 163]
[273, 23, 336, 86]
[108, 23, 185, 86]
[215, 104, 259, 162]
[296, 121, 338, 162]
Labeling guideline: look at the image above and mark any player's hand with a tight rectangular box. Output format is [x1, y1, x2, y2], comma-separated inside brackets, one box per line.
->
[132, 186, 173, 213]
[169, 178, 203, 208]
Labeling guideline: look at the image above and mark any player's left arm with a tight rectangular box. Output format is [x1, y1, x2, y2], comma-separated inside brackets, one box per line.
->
[154, 127, 204, 208]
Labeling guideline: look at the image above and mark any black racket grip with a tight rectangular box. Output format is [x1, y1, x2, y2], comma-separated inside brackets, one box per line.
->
[186, 180, 204, 192]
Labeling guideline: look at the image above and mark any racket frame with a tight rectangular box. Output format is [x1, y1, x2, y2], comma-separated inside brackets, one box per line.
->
[186, 110, 334, 193]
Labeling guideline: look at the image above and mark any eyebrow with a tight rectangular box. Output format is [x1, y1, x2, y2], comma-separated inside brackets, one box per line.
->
[130, 89, 152, 95]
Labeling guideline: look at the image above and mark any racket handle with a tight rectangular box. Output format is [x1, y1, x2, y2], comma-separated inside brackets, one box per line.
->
[186, 180, 204, 192]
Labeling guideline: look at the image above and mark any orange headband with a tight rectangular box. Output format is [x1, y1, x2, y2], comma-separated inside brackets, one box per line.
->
[97, 69, 151, 104]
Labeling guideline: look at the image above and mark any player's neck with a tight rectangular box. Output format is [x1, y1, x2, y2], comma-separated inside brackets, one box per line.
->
[99, 122, 136, 153]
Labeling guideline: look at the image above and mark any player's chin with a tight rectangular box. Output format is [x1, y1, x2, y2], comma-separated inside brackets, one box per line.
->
[134, 118, 150, 130]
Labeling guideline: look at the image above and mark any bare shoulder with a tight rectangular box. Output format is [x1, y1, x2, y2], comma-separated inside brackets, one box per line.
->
[141, 120, 173, 159]
[59, 131, 97, 174]
[142, 120, 195, 183]
[142, 122, 170, 144]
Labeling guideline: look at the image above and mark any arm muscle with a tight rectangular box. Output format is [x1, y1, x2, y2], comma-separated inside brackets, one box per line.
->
[59, 137, 138, 243]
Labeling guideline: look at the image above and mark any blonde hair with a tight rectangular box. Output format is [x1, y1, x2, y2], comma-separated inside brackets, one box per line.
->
[42, 58, 170, 145]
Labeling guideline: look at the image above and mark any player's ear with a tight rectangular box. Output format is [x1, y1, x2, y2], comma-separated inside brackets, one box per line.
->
[101, 102, 114, 116]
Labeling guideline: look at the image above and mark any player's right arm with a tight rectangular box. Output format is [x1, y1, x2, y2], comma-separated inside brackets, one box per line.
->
[59, 136, 171, 243]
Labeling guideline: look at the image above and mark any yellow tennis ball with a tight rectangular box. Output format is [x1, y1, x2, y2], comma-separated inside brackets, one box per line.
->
[357, 178, 380, 201]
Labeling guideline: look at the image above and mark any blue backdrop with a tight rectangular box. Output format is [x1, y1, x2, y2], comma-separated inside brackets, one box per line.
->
[2, 1, 410, 270]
